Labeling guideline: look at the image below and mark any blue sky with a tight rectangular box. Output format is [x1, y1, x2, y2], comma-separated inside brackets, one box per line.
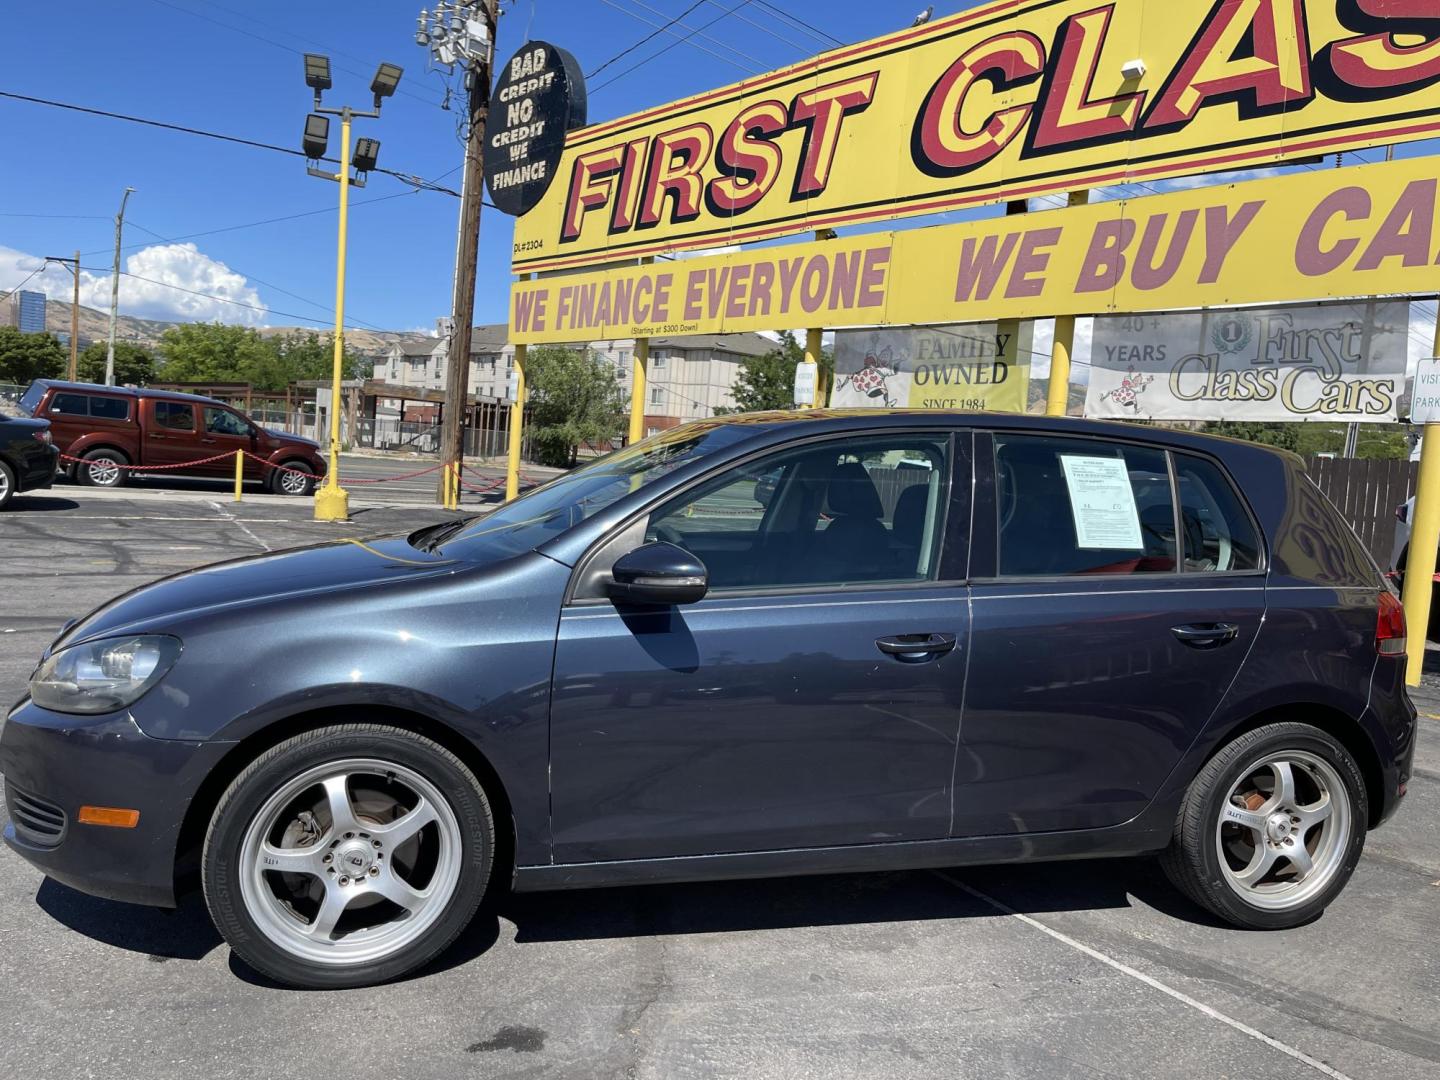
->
[2, 0, 1436, 373]
[0, 0, 932, 335]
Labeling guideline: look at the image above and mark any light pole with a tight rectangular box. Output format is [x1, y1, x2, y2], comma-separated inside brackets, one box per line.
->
[416, 2, 497, 508]
[106, 187, 134, 387]
[300, 53, 403, 522]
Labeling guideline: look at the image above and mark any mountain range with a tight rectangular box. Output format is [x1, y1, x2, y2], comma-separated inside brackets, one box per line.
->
[43, 299, 432, 359]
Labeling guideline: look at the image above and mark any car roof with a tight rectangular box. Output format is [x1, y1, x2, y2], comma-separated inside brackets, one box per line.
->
[31, 379, 226, 406]
[692, 408, 1301, 466]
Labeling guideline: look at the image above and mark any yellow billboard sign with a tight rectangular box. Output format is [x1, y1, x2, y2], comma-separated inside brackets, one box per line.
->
[510, 155, 1440, 343]
[512, 0, 1440, 273]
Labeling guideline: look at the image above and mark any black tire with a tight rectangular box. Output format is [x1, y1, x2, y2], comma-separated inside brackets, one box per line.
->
[0, 458, 15, 510]
[268, 460, 316, 497]
[202, 724, 494, 989]
[78, 448, 128, 488]
[1160, 722, 1367, 930]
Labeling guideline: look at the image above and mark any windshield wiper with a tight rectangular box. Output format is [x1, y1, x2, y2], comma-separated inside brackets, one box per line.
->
[410, 517, 473, 553]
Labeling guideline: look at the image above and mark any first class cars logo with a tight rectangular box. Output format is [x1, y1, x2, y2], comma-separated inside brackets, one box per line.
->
[515, 0, 1440, 272]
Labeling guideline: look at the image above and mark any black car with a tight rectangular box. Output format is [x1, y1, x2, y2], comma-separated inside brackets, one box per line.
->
[0, 416, 59, 509]
[1, 412, 1416, 989]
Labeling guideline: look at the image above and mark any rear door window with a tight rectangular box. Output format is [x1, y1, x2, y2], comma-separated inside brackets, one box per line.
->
[154, 402, 196, 431]
[995, 435, 1176, 576]
[1173, 454, 1262, 572]
[88, 396, 129, 420]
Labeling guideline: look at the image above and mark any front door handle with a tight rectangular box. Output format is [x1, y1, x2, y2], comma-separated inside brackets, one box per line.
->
[1171, 623, 1240, 649]
[876, 633, 957, 663]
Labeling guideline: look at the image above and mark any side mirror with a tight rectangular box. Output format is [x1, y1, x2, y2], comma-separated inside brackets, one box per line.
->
[606, 542, 708, 606]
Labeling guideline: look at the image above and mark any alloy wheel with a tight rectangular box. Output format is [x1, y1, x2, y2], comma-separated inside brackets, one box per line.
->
[237, 758, 463, 966]
[1214, 749, 1353, 911]
[279, 470, 308, 495]
[87, 458, 121, 486]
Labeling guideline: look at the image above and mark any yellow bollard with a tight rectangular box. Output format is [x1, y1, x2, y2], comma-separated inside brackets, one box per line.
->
[233, 450, 244, 503]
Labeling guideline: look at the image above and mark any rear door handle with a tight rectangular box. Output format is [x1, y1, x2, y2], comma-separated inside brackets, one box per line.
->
[876, 633, 957, 663]
[1171, 623, 1240, 649]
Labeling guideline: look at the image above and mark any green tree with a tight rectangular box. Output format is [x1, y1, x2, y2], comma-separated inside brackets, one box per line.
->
[76, 341, 157, 386]
[156, 323, 274, 385]
[155, 323, 365, 391]
[0, 327, 65, 385]
[525, 345, 627, 467]
[719, 331, 834, 414]
[1204, 421, 1302, 453]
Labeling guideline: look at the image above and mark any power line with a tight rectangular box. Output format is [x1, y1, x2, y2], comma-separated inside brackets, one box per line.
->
[751, 0, 843, 47]
[124, 218, 388, 332]
[596, 0, 762, 76]
[592, 0, 758, 94]
[0, 91, 461, 197]
[699, 0, 811, 53]
[77, 262, 379, 332]
[619, 0, 771, 69]
[144, 0, 445, 108]
[0, 262, 50, 301]
[587, 0, 711, 77]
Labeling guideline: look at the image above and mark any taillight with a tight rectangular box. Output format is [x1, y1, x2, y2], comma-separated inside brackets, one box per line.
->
[32, 429, 52, 445]
[1377, 592, 1406, 656]
[1396, 503, 1408, 523]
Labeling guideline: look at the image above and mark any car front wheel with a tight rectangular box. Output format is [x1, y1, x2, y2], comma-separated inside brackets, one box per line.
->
[1160, 722, 1366, 930]
[269, 461, 316, 496]
[203, 724, 494, 989]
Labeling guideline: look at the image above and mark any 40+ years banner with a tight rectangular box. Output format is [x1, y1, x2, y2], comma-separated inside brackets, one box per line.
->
[1085, 300, 1411, 423]
[512, 0, 1440, 273]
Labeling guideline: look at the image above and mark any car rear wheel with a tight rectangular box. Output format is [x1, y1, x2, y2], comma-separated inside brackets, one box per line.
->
[0, 459, 14, 509]
[78, 448, 127, 488]
[1160, 722, 1366, 929]
[269, 461, 315, 496]
[203, 724, 494, 989]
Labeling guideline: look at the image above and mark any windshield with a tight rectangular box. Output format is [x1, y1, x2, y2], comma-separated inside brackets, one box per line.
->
[424, 422, 756, 559]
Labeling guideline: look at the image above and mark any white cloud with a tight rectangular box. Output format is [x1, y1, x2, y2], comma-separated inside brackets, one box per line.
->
[674, 245, 741, 260]
[0, 242, 267, 326]
[1029, 317, 1094, 385]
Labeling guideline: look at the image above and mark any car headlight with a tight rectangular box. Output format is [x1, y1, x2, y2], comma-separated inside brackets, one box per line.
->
[30, 635, 181, 715]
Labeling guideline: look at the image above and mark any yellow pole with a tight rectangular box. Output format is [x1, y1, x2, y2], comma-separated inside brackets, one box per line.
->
[630, 337, 649, 443]
[233, 449, 244, 503]
[1401, 305, 1440, 686]
[1046, 191, 1090, 417]
[804, 328, 822, 408]
[505, 343, 527, 501]
[314, 110, 353, 522]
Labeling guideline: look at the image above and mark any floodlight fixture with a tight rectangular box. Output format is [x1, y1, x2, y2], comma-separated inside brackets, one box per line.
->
[304, 53, 333, 92]
[352, 137, 381, 174]
[302, 114, 330, 160]
[371, 63, 404, 103]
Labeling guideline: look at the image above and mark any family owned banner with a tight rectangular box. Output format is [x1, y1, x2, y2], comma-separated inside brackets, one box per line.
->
[832, 323, 1034, 413]
[1085, 301, 1410, 423]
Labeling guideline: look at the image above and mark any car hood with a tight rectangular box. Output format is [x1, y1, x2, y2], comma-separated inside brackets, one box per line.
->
[266, 429, 320, 448]
[54, 534, 465, 648]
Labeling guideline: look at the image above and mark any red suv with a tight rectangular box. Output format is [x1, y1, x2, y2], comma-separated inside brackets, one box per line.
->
[20, 380, 326, 495]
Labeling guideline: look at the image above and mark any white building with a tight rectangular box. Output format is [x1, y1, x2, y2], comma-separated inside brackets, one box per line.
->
[376, 325, 778, 437]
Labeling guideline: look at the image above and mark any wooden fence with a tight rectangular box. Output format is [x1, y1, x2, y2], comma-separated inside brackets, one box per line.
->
[1305, 456, 1416, 565]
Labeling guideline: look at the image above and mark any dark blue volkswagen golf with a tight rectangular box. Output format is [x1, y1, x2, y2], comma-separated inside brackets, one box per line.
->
[1, 412, 1416, 988]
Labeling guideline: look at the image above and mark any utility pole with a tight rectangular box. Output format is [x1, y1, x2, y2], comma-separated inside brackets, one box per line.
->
[106, 187, 134, 387]
[44, 252, 82, 379]
[418, 1, 498, 507]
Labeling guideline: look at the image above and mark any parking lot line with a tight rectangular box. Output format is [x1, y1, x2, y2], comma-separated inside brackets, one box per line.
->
[933, 871, 1355, 1080]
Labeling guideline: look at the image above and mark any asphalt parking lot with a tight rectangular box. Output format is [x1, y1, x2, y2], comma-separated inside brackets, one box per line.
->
[1, 488, 1438, 1080]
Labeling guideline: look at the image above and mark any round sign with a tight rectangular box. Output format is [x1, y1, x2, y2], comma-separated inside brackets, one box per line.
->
[483, 42, 587, 217]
